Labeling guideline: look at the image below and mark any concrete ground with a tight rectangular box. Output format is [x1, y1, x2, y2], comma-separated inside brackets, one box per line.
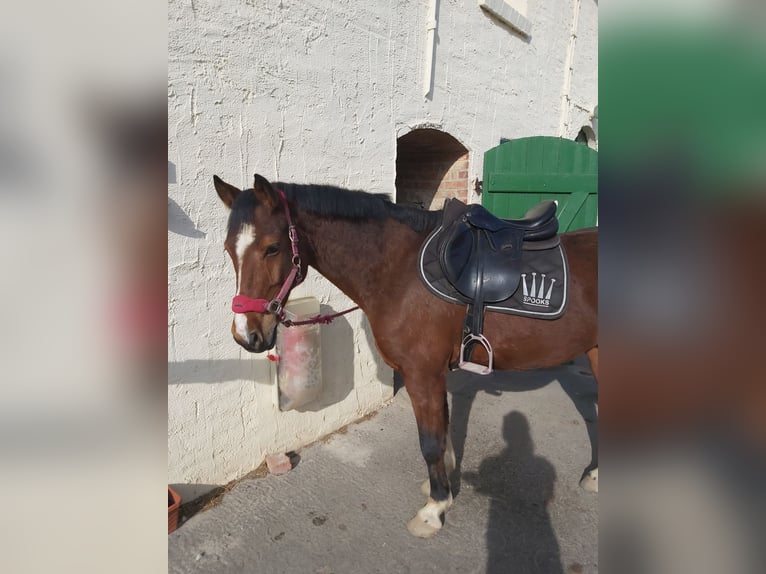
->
[169, 357, 598, 574]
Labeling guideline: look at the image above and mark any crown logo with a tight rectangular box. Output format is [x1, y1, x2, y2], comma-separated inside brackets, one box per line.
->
[521, 272, 556, 307]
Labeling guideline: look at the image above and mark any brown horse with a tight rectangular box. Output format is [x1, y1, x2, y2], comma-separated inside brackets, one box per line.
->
[214, 174, 598, 538]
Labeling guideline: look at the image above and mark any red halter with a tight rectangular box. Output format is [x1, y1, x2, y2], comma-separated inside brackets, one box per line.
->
[231, 189, 303, 320]
[230, 189, 359, 326]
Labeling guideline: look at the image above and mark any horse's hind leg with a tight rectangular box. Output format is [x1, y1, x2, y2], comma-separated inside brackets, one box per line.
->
[580, 345, 599, 493]
[403, 369, 453, 538]
[586, 345, 599, 380]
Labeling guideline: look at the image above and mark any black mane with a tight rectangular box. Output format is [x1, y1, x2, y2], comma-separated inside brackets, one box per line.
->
[274, 182, 442, 233]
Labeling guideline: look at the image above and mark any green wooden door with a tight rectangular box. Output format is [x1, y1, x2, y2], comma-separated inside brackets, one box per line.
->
[482, 137, 598, 231]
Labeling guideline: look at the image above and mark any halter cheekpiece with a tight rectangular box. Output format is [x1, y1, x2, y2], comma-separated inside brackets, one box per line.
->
[231, 189, 303, 321]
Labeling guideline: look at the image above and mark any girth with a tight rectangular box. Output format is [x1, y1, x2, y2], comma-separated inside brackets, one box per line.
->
[433, 199, 559, 374]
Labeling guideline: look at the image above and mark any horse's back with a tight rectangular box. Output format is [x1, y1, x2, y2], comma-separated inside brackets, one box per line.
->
[479, 226, 598, 370]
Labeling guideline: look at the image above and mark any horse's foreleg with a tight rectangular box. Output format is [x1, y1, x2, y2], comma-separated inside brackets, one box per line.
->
[404, 371, 453, 538]
[580, 345, 599, 493]
[421, 430, 455, 495]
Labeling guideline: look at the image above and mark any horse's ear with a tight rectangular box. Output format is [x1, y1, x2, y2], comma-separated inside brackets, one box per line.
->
[253, 174, 279, 210]
[213, 175, 241, 209]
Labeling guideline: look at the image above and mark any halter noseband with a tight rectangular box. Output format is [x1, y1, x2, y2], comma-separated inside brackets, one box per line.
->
[231, 189, 303, 321]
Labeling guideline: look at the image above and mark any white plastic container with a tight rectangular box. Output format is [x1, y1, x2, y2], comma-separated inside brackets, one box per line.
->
[275, 297, 323, 411]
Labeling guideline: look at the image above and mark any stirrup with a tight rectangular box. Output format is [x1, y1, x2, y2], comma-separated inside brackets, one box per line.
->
[458, 334, 493, 375]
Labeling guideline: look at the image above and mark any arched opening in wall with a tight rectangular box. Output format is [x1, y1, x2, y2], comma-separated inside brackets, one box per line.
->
[575, 125, 598, 150]
[395, 129, 470, 210]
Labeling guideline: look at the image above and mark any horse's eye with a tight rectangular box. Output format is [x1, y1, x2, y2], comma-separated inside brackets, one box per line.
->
[264, 243, 280, 257]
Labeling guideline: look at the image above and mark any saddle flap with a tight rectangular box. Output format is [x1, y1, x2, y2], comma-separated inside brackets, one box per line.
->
[438, 219, 524, 303]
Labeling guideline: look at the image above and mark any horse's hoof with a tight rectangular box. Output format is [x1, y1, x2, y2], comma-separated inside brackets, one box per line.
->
[407, 514, 441, 538]
[406, 495, 452, 538]
[580, 468, 598, 493]
[420, 479, 430, 496]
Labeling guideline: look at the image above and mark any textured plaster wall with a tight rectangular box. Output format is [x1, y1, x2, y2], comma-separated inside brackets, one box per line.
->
[168, 0, 597, 498]
[561, 0, 599, 141]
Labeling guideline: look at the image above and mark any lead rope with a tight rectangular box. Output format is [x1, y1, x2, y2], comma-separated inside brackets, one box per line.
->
[282, 305, 360, 327]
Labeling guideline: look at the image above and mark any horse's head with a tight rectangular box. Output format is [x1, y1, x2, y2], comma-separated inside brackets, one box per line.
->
[214, 174, 302, 353]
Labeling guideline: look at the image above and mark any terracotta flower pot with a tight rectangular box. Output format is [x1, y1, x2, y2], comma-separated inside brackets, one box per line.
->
[168, 486, 182, 533]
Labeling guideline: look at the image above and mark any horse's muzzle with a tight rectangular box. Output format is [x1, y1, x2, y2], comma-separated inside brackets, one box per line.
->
[234, 326, 277, 354]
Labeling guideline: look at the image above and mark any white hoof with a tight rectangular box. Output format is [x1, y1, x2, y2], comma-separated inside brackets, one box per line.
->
[580, 468, 598, 493]
[406, 495, 452, 538]
[407, 513, 441, 538]
[420, 479, 430, 496]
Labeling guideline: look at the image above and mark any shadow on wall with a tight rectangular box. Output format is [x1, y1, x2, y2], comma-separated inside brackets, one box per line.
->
[168, 305, 360, 410]
[168, 357, 262, 385]
[169, 197, 206, 238]
[359, 314, 393, 387]
[294, 306, 356, 412]
[463, 411, 563, 574]
[479, 6, 533, 44]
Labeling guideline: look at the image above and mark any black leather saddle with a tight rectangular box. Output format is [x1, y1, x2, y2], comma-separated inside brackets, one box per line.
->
[435, 199, 559, 374]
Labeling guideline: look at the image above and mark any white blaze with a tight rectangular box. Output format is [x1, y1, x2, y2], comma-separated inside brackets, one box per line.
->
[234, 313, 250, 341]
[233, 223, 257, 342]
[234, 224, 257, 292]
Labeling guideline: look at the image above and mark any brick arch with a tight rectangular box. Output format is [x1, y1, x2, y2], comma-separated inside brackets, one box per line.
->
[395, 128, 469, 210]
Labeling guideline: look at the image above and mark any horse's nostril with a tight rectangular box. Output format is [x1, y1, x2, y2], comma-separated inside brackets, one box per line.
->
[248, 332, 261, 348]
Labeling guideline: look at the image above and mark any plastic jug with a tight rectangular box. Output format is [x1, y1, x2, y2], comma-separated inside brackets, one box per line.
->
[274, 297, 323, 411]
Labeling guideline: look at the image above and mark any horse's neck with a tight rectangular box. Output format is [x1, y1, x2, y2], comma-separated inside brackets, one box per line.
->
[297, 213, 419, 311]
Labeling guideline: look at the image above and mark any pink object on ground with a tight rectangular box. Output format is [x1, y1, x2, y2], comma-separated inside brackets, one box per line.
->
[265, 453, 292, 475]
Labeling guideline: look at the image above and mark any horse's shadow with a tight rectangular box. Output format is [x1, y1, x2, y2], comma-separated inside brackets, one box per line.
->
[446, 355, 598, 497]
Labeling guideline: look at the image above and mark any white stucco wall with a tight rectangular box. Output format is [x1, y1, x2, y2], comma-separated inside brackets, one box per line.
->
[168, 0, 597, 499]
